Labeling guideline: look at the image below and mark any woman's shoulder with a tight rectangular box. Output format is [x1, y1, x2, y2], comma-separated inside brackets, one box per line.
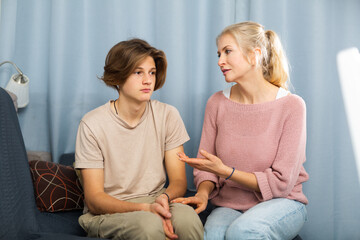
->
[209, 90, 225, 100]
[284, 94, 306, 109]
[206, 91, 225, 106]
[277, 94, 306, 117]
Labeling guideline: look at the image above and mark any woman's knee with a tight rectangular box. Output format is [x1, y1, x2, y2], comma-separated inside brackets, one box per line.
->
[226, 223, 269, 240]
[204, 207, 242, 240]
[225, 199, 307, 240]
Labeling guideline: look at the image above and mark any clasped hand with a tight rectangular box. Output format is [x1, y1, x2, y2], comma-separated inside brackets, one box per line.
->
[146, 194, 178, 239]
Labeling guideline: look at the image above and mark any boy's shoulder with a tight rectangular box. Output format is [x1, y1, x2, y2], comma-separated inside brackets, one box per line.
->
[81, 102, 109, 124]
[150, 99, 179, 114]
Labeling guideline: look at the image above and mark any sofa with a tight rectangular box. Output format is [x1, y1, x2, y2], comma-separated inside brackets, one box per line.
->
[0, 87, 104, 240]
[0, 87, 302, 240]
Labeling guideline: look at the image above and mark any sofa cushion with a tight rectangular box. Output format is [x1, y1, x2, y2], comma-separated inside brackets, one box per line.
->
[29, 160, 84, 212]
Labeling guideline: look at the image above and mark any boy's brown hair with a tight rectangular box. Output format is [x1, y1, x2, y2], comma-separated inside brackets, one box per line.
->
[100, 38, 167, 91]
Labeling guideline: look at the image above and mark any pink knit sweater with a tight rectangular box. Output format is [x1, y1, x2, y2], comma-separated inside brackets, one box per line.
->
[194, 91, 309, 211]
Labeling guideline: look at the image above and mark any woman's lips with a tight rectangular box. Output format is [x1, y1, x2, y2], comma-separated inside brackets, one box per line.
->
[222, 69, 230, 75]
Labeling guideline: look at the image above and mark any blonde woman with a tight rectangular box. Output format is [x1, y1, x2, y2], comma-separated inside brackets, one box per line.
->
[75, 39, 203, 240]
[174, 22, 308, 240]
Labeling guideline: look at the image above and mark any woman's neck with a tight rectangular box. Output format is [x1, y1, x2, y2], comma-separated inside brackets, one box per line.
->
[231, 75, 279, 104]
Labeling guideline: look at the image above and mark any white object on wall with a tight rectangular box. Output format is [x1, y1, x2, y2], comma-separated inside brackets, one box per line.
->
[337, 47, 360, 183]
[0, 61, 30, 108]
[5, 73, 29, 108]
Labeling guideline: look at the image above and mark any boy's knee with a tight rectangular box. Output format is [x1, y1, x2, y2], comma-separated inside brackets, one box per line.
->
[120, 211, 165, 240]
[171, 203, 204, 240]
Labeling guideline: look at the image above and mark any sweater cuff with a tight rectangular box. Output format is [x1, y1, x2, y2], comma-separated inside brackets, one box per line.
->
[254, 172, 273, 201]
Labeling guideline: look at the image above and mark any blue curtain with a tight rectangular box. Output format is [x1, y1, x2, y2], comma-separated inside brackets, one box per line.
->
[1, 0, 360, 239]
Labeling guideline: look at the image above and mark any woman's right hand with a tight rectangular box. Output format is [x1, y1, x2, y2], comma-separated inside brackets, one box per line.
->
[171, 192, 209, 214]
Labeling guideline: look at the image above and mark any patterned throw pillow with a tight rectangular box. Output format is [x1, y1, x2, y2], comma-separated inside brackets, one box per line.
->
[29, 160, 84, 212]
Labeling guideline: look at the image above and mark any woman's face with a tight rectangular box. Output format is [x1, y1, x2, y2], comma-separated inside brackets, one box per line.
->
[217, 34, 254, 83]
[120, 56, 156, 103]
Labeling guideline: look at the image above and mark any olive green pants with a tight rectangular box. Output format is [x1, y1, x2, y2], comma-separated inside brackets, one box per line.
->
[79, 190, 204, 240]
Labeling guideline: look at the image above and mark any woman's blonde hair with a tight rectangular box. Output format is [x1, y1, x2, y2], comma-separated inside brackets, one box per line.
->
[100, 38, 167, 91]
[217, 21, 290, 89]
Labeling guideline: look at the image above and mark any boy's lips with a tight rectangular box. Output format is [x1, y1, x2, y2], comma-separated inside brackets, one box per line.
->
[141, 89, 151, 93]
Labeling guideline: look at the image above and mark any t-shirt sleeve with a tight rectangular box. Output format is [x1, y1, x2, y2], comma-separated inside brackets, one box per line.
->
[193, 96, 220, 198]
[74, 120, 104, 169]
[254, 97, 307, 201]
[164, 106, 190, 151]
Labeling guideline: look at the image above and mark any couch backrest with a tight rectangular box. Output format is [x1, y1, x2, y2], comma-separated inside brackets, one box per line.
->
[0, 87, 39, 239]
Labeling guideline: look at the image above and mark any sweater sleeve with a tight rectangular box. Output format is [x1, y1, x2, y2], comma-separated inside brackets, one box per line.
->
[194, 95, 220, 199]
[254, 97, 307, 201]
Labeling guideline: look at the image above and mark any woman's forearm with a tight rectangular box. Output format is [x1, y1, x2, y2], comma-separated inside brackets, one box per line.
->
[220, 166, 260, 192]
[196, 180, 216, 198]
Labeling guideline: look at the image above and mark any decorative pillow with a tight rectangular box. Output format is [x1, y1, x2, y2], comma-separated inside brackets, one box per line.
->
[29, 160, 84, 212]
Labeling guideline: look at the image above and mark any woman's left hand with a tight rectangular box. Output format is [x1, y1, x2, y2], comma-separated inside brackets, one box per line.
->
[177, 150, 229, 177]
[172, 192, 208, 214]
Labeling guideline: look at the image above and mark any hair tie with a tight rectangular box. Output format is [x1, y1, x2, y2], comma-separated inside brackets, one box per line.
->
[225, 167, 235, 180]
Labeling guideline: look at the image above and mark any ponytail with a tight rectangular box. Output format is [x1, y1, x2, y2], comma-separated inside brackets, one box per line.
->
[263, 30, 289, 90]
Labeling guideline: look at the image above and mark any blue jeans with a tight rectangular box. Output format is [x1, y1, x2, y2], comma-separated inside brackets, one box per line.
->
[204, 198, 307, 240]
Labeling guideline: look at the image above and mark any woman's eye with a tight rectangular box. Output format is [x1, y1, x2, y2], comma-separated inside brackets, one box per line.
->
[225, 49, 231, 54]
[135, 71, 142, 75]
[150, 71, 156, 75]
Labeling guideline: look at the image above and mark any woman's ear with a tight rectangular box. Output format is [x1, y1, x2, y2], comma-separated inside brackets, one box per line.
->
[250, 48, 262, 66]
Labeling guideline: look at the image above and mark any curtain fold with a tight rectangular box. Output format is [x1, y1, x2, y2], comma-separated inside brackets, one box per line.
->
[1, 0, 360, 238]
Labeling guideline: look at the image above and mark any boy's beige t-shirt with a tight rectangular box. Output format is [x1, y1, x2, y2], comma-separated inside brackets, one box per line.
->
[75, 100, 189, 205]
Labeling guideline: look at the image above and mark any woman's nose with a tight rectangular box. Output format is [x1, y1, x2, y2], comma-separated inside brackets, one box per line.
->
[218, 56, 225, 67]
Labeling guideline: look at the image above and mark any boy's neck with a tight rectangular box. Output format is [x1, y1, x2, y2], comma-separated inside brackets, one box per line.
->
[114, 97, 148, 127]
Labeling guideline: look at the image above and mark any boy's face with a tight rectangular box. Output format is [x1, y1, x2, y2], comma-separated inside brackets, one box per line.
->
[120, 56, 156, 103]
